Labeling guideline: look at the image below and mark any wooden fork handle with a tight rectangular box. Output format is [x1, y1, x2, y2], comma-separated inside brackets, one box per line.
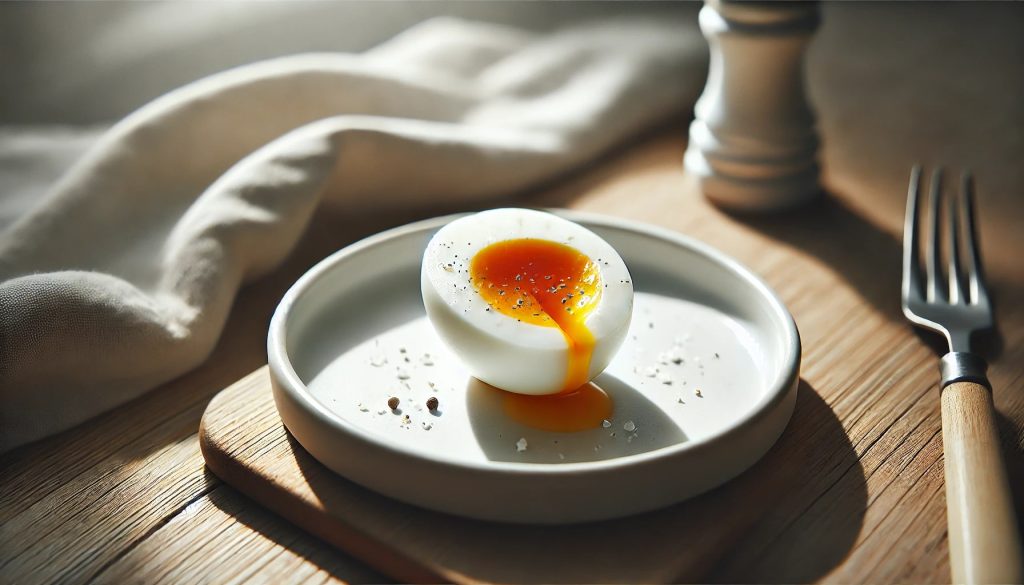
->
[941, 380, 1024, 584]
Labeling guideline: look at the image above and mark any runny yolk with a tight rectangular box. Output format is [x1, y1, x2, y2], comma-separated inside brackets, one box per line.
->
[469, 238, 612, 432]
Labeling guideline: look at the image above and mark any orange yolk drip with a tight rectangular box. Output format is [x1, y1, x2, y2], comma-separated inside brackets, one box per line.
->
[469, 238, 612, 432]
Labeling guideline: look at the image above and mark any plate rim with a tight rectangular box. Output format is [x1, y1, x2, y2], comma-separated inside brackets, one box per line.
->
[268, 208, 801, 476]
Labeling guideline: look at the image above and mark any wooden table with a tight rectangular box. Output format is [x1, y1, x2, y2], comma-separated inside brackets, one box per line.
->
[2, 3, 1022, 583]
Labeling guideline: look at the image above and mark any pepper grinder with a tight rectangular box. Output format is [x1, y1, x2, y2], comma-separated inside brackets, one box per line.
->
[684, 0, 821, 211]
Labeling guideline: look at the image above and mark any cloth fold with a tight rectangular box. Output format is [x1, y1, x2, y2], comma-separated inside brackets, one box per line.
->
[0, 17, 707, 452]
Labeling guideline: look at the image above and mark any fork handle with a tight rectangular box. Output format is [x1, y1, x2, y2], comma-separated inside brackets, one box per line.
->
[941, 379, 1024, 584]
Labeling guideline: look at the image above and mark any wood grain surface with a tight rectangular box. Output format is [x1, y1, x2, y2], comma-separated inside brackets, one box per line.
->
[1, 3, 1022, 584]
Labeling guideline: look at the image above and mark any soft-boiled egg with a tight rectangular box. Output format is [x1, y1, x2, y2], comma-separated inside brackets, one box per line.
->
[421, 209, 634, 408]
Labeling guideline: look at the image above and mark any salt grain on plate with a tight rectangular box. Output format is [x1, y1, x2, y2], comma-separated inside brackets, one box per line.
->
[515, 438, 528, 452]
[396, 369, 410, 380]
[421, 422, 433, 431]
[420, 354, 434, 366]
[601, 419, 612, 428]
[623, 420, 636, 432]
[369, 354, 387, 367]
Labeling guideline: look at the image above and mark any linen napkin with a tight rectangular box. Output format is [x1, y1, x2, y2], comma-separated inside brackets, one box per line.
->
[0, 17, 707, 452]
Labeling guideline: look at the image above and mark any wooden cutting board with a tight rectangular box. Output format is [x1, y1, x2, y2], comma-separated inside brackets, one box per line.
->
[200, 365, 879, 583]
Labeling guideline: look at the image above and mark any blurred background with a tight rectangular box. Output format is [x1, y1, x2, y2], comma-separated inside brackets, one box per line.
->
[1, 1, 1021, 242]
[0, 1, 695, 125]
[0, 1, 697, 230]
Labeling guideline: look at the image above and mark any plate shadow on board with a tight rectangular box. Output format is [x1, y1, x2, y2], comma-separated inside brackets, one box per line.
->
[700, 380, 866, 583]
[466, 374, 688, 464]
[259, 379, 865, 584]
[202, 476, 392, 584]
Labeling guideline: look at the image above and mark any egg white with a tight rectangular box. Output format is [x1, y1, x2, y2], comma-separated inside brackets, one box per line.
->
[421, 208, 633, 395]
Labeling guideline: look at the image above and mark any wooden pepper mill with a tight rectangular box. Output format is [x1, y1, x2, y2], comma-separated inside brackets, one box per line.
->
[685, 0, 821, 211]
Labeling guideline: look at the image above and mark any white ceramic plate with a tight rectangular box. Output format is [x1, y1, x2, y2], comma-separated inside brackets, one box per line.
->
[269, 210, 800, 524]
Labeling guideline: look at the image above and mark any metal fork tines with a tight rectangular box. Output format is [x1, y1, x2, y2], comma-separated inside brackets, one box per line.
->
[902, 165, 992, 387]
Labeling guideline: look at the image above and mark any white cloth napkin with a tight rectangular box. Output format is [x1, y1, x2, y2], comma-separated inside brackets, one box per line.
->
[0, 17, 707, 452]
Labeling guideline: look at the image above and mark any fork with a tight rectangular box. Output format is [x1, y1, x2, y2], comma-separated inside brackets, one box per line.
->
[903, 166, 1023, 583]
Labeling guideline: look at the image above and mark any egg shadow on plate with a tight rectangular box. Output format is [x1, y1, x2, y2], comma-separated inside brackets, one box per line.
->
[465, 374, 687, 464]
[722, 190, 1004, 361]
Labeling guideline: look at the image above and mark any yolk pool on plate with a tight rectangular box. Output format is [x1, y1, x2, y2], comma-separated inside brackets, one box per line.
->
[469, 238, 613, 432]
[499, 382, 613, 433]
